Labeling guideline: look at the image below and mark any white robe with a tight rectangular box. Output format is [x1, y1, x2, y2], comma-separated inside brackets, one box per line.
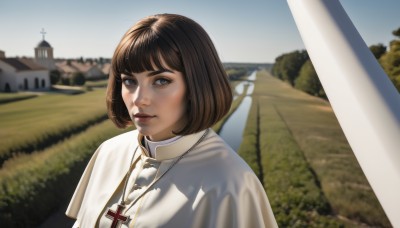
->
[66, 129, 277, 228]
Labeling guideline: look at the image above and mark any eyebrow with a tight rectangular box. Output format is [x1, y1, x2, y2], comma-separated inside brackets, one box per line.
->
[147, 69, 173, 77]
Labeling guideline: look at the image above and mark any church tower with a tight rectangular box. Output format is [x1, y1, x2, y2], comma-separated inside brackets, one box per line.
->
[34, 28, 56, 70]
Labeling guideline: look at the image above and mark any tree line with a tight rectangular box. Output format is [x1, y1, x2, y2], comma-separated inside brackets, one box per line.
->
[271, 27, 400, 98]
[50, 70, 86, 86]
[370, 27, 400, 90]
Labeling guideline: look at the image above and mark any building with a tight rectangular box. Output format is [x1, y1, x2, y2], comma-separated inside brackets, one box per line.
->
[0, 53, 50, 92]
[101, 62, 111, 76]
[34, 29, 56, 70]
[56, 61, 105, 79]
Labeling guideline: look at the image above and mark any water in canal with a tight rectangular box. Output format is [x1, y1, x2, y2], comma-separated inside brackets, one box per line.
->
[219, 71, 256, 152]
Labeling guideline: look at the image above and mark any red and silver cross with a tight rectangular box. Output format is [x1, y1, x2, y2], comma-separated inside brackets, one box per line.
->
[105, 204, 129, 228]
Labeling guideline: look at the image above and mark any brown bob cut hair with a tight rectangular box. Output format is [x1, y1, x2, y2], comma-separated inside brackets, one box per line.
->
[106, 13, 232, 135]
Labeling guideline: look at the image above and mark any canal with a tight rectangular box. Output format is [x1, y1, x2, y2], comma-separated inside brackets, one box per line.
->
[219, 71, 256, 151]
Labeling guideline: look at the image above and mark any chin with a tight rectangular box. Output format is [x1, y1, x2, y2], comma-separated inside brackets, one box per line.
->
[135, 126, 152, 136]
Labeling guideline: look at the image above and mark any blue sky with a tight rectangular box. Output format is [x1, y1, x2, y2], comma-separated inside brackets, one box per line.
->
[0, 0, 399, 63]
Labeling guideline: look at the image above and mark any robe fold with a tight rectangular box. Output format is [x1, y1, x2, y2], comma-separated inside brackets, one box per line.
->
[66, 128, 277, 228]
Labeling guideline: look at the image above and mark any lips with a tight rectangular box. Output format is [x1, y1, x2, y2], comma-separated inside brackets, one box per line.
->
[133, 113, 155, 122]
[134, 113, 154, 118]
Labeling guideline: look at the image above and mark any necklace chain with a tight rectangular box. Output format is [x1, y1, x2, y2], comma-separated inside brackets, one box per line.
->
[119, 128, 209, 213]
[120, 147, 141, 205]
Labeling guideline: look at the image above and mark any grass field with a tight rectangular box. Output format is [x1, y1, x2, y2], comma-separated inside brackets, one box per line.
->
[242, 70, 391, 227]
[0, 89, 108, 164]
[0, 93, 38, 104]
[85, 79, 109, 88]
[0, 120, 131, 226]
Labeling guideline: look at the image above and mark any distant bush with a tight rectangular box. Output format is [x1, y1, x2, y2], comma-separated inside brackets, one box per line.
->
[60, 77, 70, 85]
[225, 67, 248, 80]
[49, 70, 61, 85]
[70, 72, 86, 86]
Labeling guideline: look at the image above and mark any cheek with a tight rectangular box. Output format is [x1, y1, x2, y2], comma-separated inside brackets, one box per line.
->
[158, 89, 186, 115]
[172, 90, 187, 116]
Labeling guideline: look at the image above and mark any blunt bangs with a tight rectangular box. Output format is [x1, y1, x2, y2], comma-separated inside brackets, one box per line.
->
[112, 24, 183, 78]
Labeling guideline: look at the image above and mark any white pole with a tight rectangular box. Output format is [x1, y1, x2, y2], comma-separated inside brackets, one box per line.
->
[287, 0, 400, 227]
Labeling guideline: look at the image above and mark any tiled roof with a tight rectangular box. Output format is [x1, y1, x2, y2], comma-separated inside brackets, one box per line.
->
[55, 62, 78, 73]
[0, 58, 47, 71]
[71, 61, 92, 72]
[56, 61, 100, 73]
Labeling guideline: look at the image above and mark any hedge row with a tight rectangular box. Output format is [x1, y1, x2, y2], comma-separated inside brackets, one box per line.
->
[0, 120, 130, 227]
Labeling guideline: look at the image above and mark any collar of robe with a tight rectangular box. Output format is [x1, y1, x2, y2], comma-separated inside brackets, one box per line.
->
[137, 129, 208, 161]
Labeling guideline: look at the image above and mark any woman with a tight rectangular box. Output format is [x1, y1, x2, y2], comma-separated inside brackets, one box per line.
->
[66, 13, 277, 228]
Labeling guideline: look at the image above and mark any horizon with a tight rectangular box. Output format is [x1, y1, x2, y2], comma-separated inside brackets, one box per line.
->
[0, 0, 399, 63]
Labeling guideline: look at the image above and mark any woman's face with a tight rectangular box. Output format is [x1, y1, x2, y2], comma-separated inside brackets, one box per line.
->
[121, 68, 187, 141]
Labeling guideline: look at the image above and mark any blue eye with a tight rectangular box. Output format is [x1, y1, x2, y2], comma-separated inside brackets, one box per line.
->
[154, 78, 171, 86]
[122, 78, 136, 86]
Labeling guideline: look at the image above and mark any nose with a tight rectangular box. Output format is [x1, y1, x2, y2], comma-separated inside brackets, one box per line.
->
[133, 85, 151, 107]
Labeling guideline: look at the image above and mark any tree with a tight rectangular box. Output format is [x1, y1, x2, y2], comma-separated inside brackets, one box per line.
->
[392, 27, 400, 38]
[49, 70, 61, 85]
[369, 43, 387, 59]
[70, 72, 86, 86]
[61, 77, 70, 85]
[280, 50, 309, 86]
[295, 59, 325, 98]
[378, 27, 400, 92]
[86, 58, 93, 65]
[271, 50, 309, 86]
[379, 51, 400, 91]
[271, 55, 284, 79]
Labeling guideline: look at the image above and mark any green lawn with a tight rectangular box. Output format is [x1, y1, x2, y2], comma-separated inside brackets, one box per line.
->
[0, 93, 38, 104]
[0, 89, 108, 163]
[241, 70, 390, 227]
[85, 79, 109, 88]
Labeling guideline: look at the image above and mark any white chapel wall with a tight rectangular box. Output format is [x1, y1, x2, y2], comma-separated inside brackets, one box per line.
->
[0, 61, 18, 92]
